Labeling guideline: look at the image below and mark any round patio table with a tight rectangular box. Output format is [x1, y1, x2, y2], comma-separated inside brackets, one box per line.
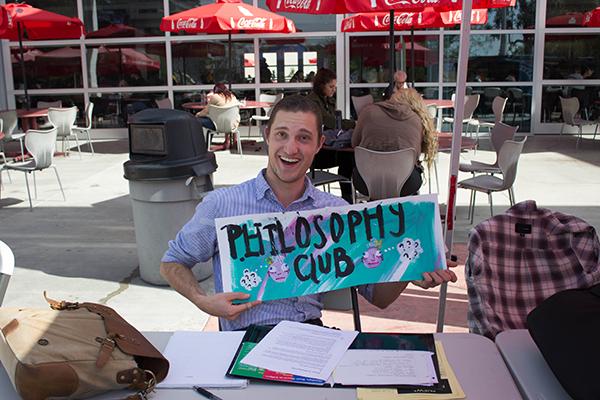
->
[181, 101, 273, 111]
[15, 108, 49, 131]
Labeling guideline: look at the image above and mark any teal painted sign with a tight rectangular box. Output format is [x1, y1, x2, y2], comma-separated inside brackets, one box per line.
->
[216, 195, 445, 302]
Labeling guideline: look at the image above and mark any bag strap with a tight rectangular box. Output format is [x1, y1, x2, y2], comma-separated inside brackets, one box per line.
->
[44, 292, 170, 383]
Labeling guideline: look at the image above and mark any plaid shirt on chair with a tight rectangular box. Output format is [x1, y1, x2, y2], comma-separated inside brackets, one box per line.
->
[466, 200, 600, 339]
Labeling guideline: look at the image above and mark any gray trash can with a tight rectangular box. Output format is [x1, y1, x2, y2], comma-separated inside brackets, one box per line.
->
[124, 109, 218, 285]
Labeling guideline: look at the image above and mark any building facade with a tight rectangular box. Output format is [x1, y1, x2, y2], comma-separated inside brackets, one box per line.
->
[1, 0, 599, 136]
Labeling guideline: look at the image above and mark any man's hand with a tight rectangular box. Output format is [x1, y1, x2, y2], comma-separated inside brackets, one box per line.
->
[199, 292, 262, 320]
[411, 258, 458, 289]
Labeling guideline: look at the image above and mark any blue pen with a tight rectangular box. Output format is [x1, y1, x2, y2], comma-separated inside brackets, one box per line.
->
[193, 386, 224, 400]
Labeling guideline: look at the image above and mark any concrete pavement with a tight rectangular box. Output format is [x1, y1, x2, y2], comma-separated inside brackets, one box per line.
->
[0, 134, 598, 333]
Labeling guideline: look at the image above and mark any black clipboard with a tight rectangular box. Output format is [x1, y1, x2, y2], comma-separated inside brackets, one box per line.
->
[227, 324, 451, 393]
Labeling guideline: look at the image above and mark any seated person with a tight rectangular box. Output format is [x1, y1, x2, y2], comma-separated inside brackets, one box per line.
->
[195, 83, 239, 131]
[160, 95, 456, 331]
[352, 87, 437, 197]
[306, 68, 356, 203]
[382, 70, 408, 100]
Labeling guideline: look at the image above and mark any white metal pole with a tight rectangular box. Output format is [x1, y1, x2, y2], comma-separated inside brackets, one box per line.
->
[436, 0, 473, 333]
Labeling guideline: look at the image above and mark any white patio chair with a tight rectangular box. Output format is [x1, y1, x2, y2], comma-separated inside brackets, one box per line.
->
[354, 147, 416, 200]
[458, 137, 527, 224]
[71, 103, 95, 155]
[351, 94, 374, 118]
[207, 104, 242, 157]
[48, 107, 80, 157]
[246, 93, 283, 138]
[0, 110, 25, 160]
[0, 240, 15, 306]
[0, 120, 12, 185]
[2, 128, 66, 211]
[155, 97, 173, 109]
[443, 94, 480, 136]
[36, 100, 62, 129]
[467, 96, 508, 144]
[559, 96, 598, 149]
[460, 122, 518, 176]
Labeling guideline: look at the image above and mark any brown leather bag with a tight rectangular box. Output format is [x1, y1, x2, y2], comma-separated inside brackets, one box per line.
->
[0, 293, 169, 400]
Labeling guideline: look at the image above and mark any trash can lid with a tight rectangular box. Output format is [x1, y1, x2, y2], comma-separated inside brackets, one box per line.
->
[123, 152, 217, 181]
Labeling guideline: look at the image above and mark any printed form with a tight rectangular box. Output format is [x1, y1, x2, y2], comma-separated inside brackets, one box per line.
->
[241, 320, 358, 381]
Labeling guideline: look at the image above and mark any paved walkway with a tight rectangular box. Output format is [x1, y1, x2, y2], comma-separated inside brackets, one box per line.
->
[1, 135, 598, 333]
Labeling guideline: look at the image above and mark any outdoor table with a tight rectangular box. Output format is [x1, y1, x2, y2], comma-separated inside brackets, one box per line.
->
[0, 331, 522, 400]
[181, 100, 273, 111]
[436, 131, 477, 152]
[424, 99, 454, 132]
[15, 108, 49, 131]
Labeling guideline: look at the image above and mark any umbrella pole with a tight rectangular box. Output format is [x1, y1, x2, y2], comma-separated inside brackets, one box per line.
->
[17, 22, 30, 109]
[410, 27, 415, 87]
[228, 32, 232, 89]
[437, 0, 474, 333]
[389, 10, 395, 86]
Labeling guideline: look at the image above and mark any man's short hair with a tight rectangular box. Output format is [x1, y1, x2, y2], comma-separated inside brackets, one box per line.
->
[266, 95, 323, 139]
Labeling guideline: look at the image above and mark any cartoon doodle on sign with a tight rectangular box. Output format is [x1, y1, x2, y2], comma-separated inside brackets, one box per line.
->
[389, 238, 424, 281]
[239, 268, 262, 291]
[257, 255, 290, 300]
[362, 239, 384, 269]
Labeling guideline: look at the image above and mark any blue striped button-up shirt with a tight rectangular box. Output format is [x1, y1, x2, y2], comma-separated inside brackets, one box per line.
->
[162, 169, 374, 331]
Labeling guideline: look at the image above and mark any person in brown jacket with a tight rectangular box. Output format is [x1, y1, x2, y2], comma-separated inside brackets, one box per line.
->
[352, 87, 437, 196]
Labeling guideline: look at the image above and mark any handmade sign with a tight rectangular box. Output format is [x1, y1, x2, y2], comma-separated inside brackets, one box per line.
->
[217, 194, 445, 303]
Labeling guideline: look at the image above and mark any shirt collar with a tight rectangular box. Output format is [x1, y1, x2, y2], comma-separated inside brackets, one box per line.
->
[254, 169, 317, 205]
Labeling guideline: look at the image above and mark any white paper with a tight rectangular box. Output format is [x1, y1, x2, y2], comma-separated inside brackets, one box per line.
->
[333, 349, 438, 386]
[157, 331, 248, 388]
[240, 321, 358, 381]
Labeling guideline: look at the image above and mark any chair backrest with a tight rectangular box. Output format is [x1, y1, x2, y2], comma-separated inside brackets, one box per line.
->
[0, 110, 18, 139]
[497, 137, 527, 190]
[258, 93, 282, 117]
[47, 107, 78, 137]
[24, 128, 58, 170]
[208, 104, 241, 134]
[426, 104, 438, 119]
[351, 94, 374, 117]
[507, 87, 523, 100]
[559, 96, 579, 125]
[490, 122, 519, 159]
[37, 100, 62, 108]
[354, 147, 416, 200]
[484, 87, 503, 100]
[155, 97, 173, 109]
[0, 240, 15, 307]
[491, 96, 508, 123]
[83, 102, 94, 129]
[463, 94, 480, 119]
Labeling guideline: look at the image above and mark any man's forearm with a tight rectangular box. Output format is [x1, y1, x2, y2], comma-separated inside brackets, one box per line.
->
[160, 262, 208, 310]
[370, 281, 410, 309]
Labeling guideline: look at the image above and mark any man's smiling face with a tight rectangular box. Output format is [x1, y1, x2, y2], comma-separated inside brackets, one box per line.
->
[264, 110, 324, 188]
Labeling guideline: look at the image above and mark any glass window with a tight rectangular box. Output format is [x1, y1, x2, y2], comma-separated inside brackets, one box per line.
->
[471, 1, 536, 30]
[259, 37, 336, 83]
[11, 46, 83, 91]
[541, 85, 600, 123]
[15, 94, 84, 118]
[257, 0, 335, 32]
[82, 0, 164, 37]
[546, 0, 597, 26]
[444, 34, 534, 82]
[5, 0, 77, 18]
[169, 0, 213, 14]
[350, 35, 439, 85]
[89, 92, 167, 128]
[171, 40, 253, 85]
[87, 44, 165, 88]
[544, 34, 600, 80]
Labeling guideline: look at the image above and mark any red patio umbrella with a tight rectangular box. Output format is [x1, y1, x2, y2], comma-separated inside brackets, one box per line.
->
[86, 23, 143, 38]
[160, 0, 296, 87]
[267, 0, 512, 13]
[583, 7, 600, 27]
[546, 12, 584, 27]
[0, 3, 84, 107]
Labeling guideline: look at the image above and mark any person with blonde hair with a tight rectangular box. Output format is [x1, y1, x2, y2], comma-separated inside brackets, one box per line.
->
[352, 87, 437, 197]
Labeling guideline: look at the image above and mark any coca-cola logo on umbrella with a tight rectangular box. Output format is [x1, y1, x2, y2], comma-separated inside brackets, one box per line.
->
[384, 0, 440, 6]
[174, 18, 199, 30]
[279, 0, 313, 10]
[236, 17, 268, 29]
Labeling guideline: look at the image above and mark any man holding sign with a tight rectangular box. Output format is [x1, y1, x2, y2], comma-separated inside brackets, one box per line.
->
[160, 95, 456, 331]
